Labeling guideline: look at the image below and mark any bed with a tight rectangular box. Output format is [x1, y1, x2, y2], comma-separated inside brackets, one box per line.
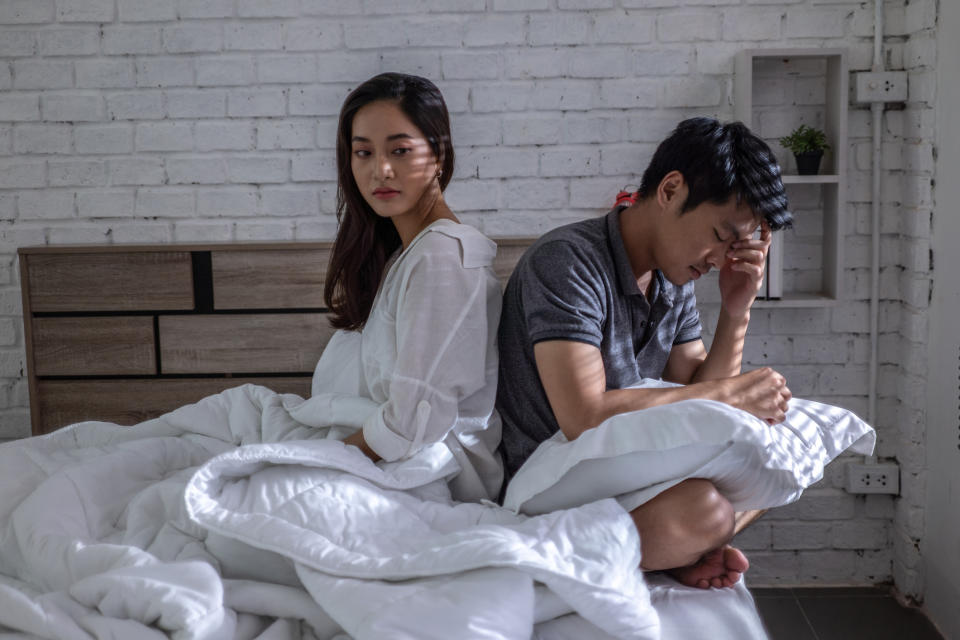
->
[1, 240, 875, 639]
[16, 241, 529, 435]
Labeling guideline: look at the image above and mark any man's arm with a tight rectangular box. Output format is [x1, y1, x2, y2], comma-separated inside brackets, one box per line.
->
[661, 310, 748, 385]
[664, 221, 774, 385]
[659, 224, 780, 537]
[534, 339, 791, 440]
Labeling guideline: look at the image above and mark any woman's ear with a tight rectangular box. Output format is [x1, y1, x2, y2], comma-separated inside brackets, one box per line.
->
[434, 150, 445, 182]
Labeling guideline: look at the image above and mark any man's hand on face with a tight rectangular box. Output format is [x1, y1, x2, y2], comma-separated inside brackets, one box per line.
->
[717, 220, 772, 318]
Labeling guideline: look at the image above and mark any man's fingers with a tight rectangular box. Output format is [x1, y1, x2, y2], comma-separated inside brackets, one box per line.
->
[733, 237, 769, 251]
[730, 262, 764, 279]
[727, 248, 766, 264]
[759, 220, 772, 241]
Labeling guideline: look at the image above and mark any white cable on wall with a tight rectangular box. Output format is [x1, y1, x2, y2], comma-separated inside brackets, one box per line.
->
[867, 0, 883, 463]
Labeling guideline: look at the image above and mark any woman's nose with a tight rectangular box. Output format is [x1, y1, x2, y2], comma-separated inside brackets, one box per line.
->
[374, 154, 394, 180]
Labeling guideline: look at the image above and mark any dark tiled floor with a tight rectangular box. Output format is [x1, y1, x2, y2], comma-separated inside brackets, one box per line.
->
[753, 587, 945, 640]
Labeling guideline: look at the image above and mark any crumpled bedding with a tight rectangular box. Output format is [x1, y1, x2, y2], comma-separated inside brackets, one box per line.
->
[0, 384, 664, 640]
[2, 372, 858, 639]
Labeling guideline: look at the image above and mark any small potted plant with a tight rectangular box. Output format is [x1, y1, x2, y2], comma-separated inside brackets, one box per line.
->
[779, 124, 830, 175]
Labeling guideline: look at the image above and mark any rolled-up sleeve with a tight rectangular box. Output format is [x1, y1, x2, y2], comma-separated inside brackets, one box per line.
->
[362, 247, 494, 462]
[673, 285, 702, 345]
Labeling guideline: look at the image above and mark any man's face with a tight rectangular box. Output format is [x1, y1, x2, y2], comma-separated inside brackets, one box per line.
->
[655, 195, 761, 287]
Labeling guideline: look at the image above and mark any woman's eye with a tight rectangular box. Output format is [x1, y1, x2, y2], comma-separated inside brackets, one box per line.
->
[392, 147, 411, 156]
[353, 149, 370, 158]
[713, 229, 725, 242]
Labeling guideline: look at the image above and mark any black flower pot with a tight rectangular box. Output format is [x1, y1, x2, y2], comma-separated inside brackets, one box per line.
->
[794, 151, 824, 176]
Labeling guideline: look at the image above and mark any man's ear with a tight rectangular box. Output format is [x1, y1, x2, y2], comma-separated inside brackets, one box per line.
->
[656, 170, 687, 211]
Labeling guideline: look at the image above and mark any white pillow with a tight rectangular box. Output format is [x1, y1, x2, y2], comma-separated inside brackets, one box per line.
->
[503, 391, 875, 515]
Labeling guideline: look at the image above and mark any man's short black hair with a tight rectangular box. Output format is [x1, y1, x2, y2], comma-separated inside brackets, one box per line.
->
[638, 117, 793, 230]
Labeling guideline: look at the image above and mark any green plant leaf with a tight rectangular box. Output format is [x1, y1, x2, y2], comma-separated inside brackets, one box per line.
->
[779, 124, 830, 154]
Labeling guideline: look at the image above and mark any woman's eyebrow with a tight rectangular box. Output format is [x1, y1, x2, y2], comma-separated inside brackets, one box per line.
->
[351, 133, 415, 143]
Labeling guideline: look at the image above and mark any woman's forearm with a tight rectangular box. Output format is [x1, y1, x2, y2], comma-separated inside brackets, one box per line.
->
[343, 430, 381, 462]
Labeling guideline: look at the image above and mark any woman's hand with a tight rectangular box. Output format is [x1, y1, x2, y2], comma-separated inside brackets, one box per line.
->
[343, 430, 381, 462]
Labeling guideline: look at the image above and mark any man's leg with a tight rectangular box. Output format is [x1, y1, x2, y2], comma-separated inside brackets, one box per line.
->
[734, 508, 767, 535]
[629, 478, 748, 588]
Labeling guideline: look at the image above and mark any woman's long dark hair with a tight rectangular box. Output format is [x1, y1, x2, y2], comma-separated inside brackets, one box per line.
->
[324, 72, 455, 331]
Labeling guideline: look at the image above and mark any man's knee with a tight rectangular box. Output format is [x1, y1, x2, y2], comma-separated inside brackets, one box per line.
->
[631, 478, 734, 542]
[630, 478, 735, 570]
[676, 478, 735, 548]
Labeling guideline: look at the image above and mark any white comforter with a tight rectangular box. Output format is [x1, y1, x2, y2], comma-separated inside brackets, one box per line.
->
[0, 384, 660, 640]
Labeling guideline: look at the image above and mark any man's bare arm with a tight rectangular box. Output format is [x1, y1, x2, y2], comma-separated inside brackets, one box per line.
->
[692, 310, 750, 381]
[666, 221, 776, 386]
[666, 226, 774, 387]
[534, 340, 792, 440]
[661, 310, 749, 386]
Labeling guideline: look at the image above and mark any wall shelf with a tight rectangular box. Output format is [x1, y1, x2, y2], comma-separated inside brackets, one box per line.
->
[735, 48, 848, 304]
[752, 294, 839, 308]
[781, 174, 840, 185]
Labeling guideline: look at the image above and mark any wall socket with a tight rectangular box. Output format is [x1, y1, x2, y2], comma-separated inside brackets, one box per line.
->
[855, 71, 909, 103]
[845, 461, 900, 494]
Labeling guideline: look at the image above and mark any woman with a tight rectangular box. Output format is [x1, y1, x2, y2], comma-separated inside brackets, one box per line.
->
[0, 74, 506, 638]
[315, 72, 503, 502]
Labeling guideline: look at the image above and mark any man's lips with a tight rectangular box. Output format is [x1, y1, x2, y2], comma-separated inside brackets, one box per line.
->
[373, 188, 400, 199]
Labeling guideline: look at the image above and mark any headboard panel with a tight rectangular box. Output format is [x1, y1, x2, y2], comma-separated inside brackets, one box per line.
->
[19, 239, 534, 435]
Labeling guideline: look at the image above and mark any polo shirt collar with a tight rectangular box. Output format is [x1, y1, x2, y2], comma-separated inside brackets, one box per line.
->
[606, 207, 676, 306]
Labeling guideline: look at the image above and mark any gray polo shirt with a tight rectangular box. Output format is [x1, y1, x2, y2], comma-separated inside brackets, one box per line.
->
[496, 208, 702, 479]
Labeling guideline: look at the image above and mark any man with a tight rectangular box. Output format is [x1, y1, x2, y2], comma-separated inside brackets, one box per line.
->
[496, 117, 794, 589]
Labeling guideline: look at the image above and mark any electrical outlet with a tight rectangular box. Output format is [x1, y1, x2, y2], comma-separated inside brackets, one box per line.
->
[855, 71, 908, 103]
[845, 461, 900, 494]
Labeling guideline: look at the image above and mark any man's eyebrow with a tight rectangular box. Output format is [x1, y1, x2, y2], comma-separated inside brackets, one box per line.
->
[722, 221, 743, 241]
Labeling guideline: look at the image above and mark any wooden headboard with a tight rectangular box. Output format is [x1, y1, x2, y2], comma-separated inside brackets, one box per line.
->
[19, 239, 533, 435]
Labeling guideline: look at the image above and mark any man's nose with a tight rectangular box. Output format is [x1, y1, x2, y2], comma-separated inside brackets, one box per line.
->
[706, 245, 726, 268]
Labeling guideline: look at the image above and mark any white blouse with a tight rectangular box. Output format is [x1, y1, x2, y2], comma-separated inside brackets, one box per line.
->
[312, 219, 504, 502]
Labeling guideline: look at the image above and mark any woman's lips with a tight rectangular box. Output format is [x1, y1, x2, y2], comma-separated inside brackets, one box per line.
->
[690, 266, 702, 280]
[373, 188, 400, 200]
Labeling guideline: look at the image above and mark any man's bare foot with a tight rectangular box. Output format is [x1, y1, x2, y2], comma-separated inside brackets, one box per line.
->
[666, 545, 749, 589]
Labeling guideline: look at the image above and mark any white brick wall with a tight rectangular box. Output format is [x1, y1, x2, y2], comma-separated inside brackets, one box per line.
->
[0, 0, 939, 594]
[890, 0, 936, 601]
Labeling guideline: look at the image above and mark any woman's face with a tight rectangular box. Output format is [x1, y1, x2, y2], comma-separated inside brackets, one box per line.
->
[349, 100, 439, 220]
